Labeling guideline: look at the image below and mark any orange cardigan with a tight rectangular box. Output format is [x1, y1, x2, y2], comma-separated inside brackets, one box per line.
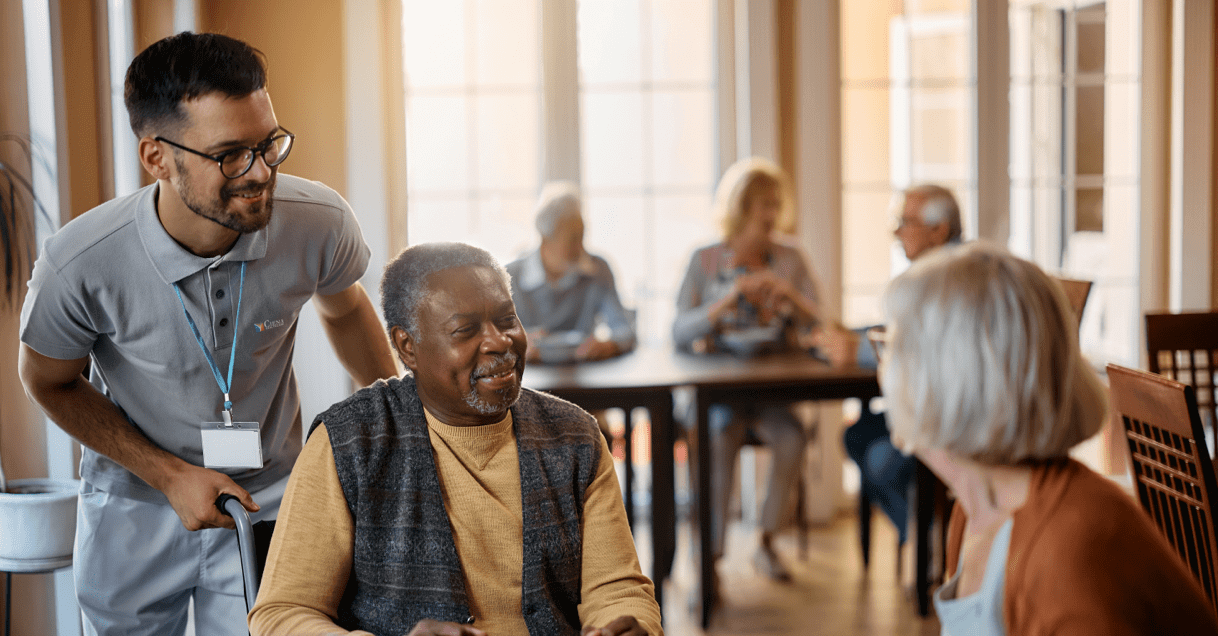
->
[945, 458, 1218, 635]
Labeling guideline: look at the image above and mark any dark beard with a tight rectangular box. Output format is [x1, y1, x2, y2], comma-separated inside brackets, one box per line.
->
[175, 155, 276, 233]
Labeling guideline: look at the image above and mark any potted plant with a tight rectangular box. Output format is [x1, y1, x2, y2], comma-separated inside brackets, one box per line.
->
[0, 479, 80, 561]
[0, 134, 79, 563]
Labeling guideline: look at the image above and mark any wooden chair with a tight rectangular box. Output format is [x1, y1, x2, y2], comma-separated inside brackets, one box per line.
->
[1053, 277, 1092, 331]
[1145, 311, 1218, 455]
[857, 457, 949, 618]
[854, 325, 950, 617]
[1107, 363, 1218, 611]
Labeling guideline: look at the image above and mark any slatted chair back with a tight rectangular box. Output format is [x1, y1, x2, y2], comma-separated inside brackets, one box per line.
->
[1145, 311, 1218, 454]
[1108, 363, 1218, 611]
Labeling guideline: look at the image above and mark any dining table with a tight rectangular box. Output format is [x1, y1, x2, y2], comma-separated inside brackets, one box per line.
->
[522, 345, 880, 628]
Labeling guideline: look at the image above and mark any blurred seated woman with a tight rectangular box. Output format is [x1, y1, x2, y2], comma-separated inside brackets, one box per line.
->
[879, 242, 1218, 634]
[673, 156, 822, 581]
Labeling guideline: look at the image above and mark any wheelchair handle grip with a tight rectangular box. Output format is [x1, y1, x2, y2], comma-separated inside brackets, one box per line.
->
[215, 493, 241, 517]
[214, 493, 260, 612]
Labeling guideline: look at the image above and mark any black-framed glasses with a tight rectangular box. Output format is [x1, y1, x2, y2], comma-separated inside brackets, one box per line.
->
[155, 127, 295, 179]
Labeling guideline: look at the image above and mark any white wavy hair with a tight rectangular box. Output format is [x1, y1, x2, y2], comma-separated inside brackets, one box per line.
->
[534, 181, 583, 239]
[905, 184, 962, 241]
[880, 241, 1108, 464]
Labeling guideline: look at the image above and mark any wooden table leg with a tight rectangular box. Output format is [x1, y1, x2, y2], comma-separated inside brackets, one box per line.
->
[649, 393, 676, 611]
[914, 460, 935, 617]
[695, 390, 714, 629]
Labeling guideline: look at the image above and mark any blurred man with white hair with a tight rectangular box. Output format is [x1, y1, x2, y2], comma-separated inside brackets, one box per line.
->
[893, 183, 963, 262]
[822, 184, 963, 546]
[506, 181, 635, 363]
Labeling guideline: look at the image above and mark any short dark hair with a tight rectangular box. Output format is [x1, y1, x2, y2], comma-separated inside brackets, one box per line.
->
[380, 243, 511, 343]
[124, 32, 268, 137]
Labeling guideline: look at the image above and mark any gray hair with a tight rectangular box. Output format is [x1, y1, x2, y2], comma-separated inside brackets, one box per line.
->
[534, 181, 583, 238]
[380, 242, 511, 342]
[906, 184, 962, 242]
[880, 241, 1108, 464]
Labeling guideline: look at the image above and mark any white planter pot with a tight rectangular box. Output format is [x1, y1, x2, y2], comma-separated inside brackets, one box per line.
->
[0, 478, 81, 561]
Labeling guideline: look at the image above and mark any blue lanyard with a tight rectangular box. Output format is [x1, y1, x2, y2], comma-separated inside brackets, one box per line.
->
[173, 261, 246, 425]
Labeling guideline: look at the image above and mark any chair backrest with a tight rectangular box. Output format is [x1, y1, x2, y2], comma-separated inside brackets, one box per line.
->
[1145, 311, 1218, 448]
[1052, 276, 1092, 332]
[1108, 363, 1218, 611]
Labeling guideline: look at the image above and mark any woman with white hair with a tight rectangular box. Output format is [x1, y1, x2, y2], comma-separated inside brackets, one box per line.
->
[879, 241, 1217, 634]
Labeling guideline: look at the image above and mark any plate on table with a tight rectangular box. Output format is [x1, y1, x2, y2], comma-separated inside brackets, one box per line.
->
[717, 325, 785, 357]
[532, 331, 586, 363]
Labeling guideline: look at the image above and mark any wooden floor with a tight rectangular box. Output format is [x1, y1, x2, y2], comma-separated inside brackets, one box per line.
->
[643, 513, 942, 636]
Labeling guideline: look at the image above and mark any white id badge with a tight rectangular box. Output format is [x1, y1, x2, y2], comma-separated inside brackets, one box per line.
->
[201, 422, 264, 469]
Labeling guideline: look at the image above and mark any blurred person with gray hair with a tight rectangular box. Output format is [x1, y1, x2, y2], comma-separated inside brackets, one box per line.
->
[878, 241, 1216, 634]
[506, 181, 635, 363]
[819, 183, 964, 547]
[893, 183, 962, 262]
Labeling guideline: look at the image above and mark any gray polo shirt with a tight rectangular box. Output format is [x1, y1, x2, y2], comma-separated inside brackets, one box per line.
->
[20, 174, 370, 503]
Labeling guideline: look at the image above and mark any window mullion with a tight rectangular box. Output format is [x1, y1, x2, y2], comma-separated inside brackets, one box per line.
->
[541, 0, 580, 184]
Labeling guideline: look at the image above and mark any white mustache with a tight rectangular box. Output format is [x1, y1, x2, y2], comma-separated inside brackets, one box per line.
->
[472, 352, 519, 381]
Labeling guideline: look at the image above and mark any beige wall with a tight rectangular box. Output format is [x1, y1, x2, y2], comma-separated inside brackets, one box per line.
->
[199, 1, 348, 197]
[61, 1, 108, 218]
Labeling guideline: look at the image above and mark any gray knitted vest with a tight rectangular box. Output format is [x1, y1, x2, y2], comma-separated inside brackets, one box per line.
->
[310, 375, 600, 636]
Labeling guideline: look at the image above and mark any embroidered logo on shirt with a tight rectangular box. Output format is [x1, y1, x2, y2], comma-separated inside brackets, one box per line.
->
[254, 319, 285, 333]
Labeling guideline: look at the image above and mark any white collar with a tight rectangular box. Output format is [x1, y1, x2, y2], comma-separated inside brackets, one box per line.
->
[517, 249, 549, 291]
[517, 248, 597, 292]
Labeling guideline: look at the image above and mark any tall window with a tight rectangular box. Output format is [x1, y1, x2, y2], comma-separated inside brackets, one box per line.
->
[402, 0, 542, 265]
[576, 0, 715, 344]
[1010, 0, 1141, 365]
[401, 0, 717, 346]
[844, 0, 1141, 366]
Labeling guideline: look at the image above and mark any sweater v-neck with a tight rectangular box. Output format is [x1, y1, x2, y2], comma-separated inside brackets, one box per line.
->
[423, 408, 514, 471]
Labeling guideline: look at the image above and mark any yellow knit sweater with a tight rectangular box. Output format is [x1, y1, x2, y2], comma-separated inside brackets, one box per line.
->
[248, 409, 663, 635]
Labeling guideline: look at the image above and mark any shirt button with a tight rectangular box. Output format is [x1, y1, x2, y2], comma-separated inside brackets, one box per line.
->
[219, 318, 229, 327]
[216, 289, 225, 299]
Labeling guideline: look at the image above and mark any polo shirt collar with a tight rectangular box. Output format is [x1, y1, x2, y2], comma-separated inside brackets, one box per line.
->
[137, 183, 269, 284]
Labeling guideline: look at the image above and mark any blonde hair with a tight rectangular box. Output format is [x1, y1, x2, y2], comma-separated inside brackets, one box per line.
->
[714, 157, 793, 239]
[880, 242, 1108, 464]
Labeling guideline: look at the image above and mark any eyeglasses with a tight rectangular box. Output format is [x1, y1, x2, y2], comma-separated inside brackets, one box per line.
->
[155, 128, 295, 179]
[866, 326, 889, 363]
